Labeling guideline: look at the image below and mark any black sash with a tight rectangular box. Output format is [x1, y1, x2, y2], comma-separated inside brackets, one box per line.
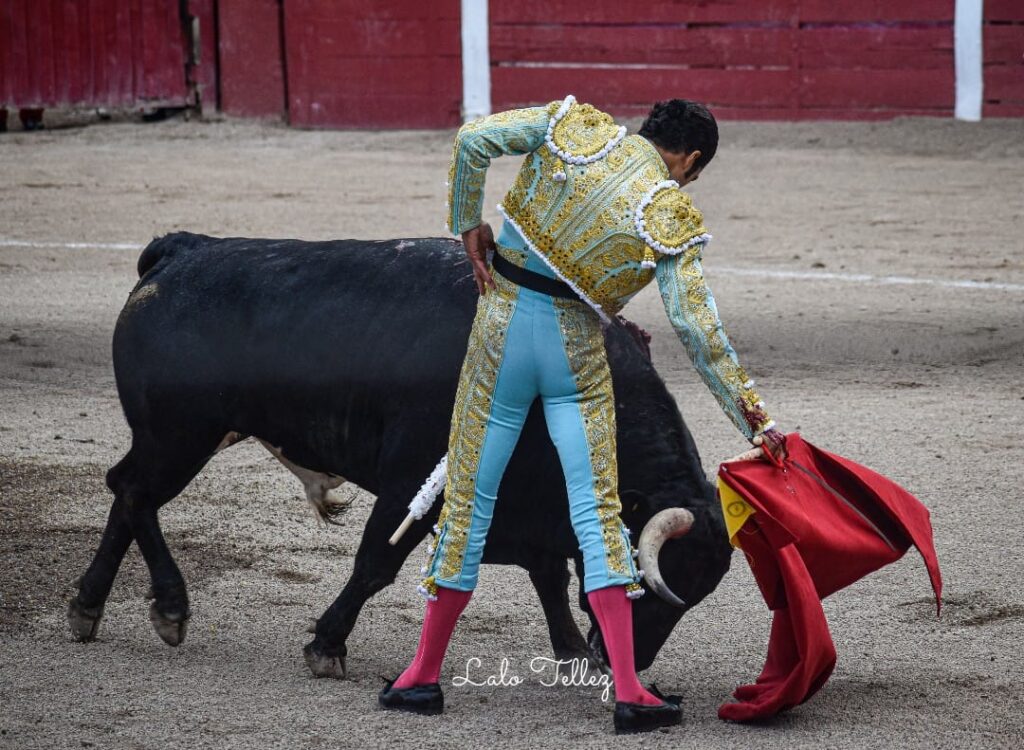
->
[491, 250, 579, 300]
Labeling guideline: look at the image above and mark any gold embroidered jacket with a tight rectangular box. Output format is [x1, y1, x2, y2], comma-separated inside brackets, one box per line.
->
[446, 95, 774, 440]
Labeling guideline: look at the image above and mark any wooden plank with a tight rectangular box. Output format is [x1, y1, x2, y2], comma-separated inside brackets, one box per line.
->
[218, 0, 286, 118]
[985, 0, 1024, 22]
[30, 0, 56, 103]
[156, 0, 188, 100]
[985, 65, 1024, 102]
[799, 0, 954, 23]
[984, 101, 1024, 117]
[298, 18, 460, 58]
[187, 0, 219, 113]
[707, 106, 950, 119]
[490, 0, 799, 25]
[492, 66, 799, 110]
[291, 92, 462, 128]
[50, 0, 68, 102]
[284, 0, 461, 128]
[140, 0, 161, 101]
[6, 0, 31, 104]
[491, 25, 795, 67]
[0, 2, 13, 102]
[799, 27, 952, 70]
[123, 0, 140, 104]
[291, 0, 459, 22]
[799, 69, 953, 108]
[984, 24, 1024, 65]
[76, 0, 94, 104]
[299, 56, 461, 96]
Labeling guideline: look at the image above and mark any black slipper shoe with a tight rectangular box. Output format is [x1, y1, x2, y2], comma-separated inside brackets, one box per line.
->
[378, 676, 444, 716]
[613, 683, 682, 734]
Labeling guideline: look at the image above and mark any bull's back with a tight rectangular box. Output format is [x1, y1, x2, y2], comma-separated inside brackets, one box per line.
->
[114, 233, 477, 456]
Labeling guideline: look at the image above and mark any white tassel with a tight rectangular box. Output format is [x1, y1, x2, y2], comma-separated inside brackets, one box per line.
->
[408, 455, 447, 519]
[626, 587, 646, 600]
[416, 585, 438, 601]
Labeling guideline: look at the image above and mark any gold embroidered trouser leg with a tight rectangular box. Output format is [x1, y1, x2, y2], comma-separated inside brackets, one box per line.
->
[418, 250, 642, 597]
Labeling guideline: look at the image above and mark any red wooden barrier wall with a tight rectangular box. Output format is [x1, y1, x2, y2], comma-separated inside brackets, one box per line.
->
[0, 0, 190, 108]
[282, 0, 461, 128]
[984, 0, 1024, 117]
[217, 0, 286, 118]
[2, 0, 1020, 124]
[490, 0, 958, 119]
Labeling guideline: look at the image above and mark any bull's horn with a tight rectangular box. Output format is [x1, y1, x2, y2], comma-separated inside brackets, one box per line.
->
[636, 508, 694, 608]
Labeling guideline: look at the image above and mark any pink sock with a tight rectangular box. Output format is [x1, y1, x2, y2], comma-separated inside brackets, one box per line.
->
[588, 585, 663, 706]
[392, 586, 472, 689]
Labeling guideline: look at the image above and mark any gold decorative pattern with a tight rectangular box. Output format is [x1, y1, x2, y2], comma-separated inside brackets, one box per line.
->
[421, 260, 520, 587]
[638, 185, 708, 252]
[447, 104, 558, 235]
[552, 297, 638, 580]
[502, 130, 669, 317]
[549, 100, 624, 160]
[656, 246, 774, 438]
[440, 95, 773, 453]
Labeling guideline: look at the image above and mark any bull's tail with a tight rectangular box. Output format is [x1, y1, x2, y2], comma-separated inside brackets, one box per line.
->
[136, 231, 210, 278]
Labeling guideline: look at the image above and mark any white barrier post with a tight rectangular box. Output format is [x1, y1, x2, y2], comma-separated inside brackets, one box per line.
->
[461, 0, 491, 121]
[954, 0, 984, 121]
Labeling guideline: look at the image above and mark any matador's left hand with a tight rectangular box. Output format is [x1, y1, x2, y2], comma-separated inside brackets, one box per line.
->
[462, 222, 498, 295]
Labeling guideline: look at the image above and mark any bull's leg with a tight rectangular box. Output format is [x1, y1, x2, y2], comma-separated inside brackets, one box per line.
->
[68, 449, 145, 640]
[68, 495, 133, 641]
[304, 490, 432, 679]
[127, 496, 191, 646]
[70, 430, 218, 646]
[526, 554, 591, 662]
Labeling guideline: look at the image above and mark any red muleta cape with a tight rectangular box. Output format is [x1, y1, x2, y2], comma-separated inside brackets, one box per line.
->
[716, 432, 942, 722]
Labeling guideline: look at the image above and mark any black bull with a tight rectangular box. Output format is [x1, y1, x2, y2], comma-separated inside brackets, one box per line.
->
[68, 232, 732, 677]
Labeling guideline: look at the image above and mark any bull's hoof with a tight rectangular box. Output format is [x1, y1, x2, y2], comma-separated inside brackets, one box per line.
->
[304, 641, 346, 679]
[67, 597, 104, 642]
[149, 601, 190, 646]
[587, 630, 612, 676]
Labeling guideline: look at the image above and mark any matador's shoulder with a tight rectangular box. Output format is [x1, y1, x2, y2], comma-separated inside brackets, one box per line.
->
[543, 94, 627, 165]
[635, 182, 711, 259]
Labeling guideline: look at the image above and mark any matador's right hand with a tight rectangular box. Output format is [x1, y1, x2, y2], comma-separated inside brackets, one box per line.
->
[462, 222, 498, 295]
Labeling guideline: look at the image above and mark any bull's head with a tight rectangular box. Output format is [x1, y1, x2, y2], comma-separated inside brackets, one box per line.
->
[588, 490, 733, 672]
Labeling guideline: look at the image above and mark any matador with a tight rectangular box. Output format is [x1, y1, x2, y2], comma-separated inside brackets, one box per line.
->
[379, 95, 786, 734]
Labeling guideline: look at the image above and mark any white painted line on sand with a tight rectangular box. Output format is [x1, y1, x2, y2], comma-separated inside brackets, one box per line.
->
[0, 239, 143, 250]
[2, 238, 1022, 293]
[714, 266, 1024, 293]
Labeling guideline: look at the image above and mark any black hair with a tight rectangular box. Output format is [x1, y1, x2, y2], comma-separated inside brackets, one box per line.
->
[638, 99, 719, 174]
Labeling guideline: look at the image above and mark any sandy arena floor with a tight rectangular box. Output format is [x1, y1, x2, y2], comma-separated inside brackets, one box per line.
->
[1, 114, 1023, 749]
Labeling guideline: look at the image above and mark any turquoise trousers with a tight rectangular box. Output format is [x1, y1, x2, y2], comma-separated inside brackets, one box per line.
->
[419, 223, 643, 596]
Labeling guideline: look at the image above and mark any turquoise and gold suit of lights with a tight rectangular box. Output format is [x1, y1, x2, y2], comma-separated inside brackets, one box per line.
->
[419, 96, 774, 598]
